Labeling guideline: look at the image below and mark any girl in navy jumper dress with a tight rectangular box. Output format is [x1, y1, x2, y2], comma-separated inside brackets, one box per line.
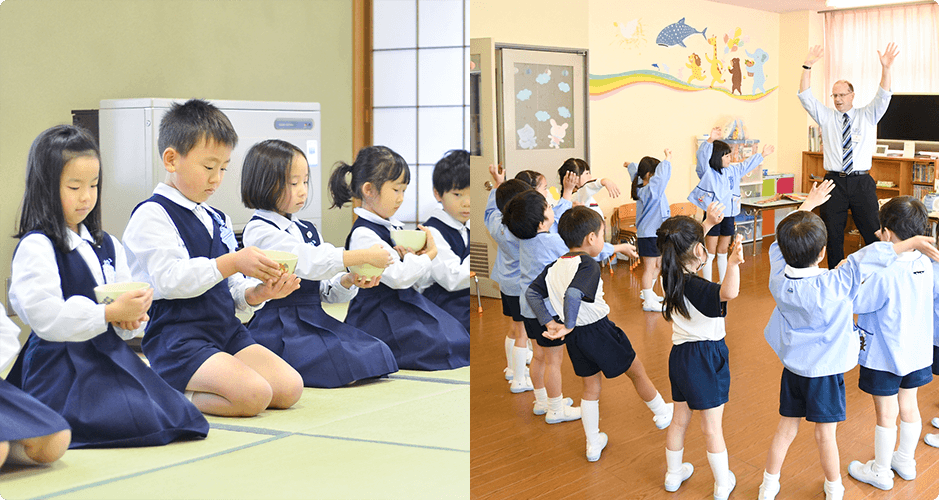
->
[328, 146, 470, 371]
[240, 140, 398, 387]
[9, 125, 208, 448]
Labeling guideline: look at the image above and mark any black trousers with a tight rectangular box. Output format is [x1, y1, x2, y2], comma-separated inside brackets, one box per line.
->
[820, 171, 880, 268]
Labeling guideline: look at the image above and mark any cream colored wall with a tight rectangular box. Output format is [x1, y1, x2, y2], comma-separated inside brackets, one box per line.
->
[471, 0, 589, 49]
[0, 0, 354, 319]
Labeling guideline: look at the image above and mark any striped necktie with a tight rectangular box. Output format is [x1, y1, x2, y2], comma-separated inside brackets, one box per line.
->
[842, 113, 854, 173]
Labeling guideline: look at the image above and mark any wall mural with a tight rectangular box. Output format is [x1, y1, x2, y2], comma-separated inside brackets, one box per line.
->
[590, 16, 777, 101]
[514, 63, 575, 150]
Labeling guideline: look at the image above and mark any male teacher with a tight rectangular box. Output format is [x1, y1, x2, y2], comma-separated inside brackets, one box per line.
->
[798, 43, 899, 268]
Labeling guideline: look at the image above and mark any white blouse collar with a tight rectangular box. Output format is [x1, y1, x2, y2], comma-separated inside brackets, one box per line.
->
[353, 207, 403, 229]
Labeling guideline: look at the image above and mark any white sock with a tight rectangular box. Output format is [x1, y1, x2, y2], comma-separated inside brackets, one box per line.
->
[717, 253, 728, 283]
[6, 441, 41, 465]
[581, 399, 600, 442]
[645, 392, 668, 417]
[512, 346, 528, 380]
[665, 447, 684, 473]
[548, 395, 564, 413]
[825, 477, 843, 489]
[895, 419, 922, 463]
[504, 336, 514, 370]
[702, 252, 716, 281]
[533, 387, 548, 407]
[641, 288, 654, 303]
[707, 449, 730, 487]
[762, 470, 780, 494]
[874, 425, 897, 472]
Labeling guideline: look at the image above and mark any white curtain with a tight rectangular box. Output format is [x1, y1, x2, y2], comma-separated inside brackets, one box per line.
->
[824, 3, 939, 105]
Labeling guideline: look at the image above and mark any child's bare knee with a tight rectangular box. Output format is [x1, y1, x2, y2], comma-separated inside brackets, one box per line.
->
[236, 381, 274, 415]
[271, 371, 303, 409]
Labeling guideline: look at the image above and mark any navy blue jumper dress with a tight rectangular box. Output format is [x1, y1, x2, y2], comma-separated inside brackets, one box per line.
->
[421, 217, 470, 329]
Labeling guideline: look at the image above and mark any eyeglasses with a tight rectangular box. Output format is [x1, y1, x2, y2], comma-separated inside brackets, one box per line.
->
[831, 92, 854, 99]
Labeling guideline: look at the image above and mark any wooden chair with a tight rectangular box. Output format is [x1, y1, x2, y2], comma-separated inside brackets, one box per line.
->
[669, 202, 698, 218]
[610, 203, 639, 270]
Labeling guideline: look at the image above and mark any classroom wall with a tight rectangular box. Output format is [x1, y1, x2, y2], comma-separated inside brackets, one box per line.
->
[0, 0, 355, 322]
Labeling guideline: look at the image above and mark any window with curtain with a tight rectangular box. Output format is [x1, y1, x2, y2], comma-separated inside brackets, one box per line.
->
[372, 0, 470, 228]
[824, 3, 939, 104]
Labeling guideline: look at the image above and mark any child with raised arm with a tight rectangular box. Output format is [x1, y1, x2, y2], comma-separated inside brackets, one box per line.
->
[757, 183, 939, 500]
[656, 201, 740, 499]
[123, 100, 304, 417]
[848, 196, 936, 491]
[688, 126, 773, 282]
[526, 206, 672, 462]
[630, 149, 674, 311]
[557, 158, 620, 219]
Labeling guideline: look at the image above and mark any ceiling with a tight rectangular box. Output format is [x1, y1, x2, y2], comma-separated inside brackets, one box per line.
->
[703, 0, 828, 13]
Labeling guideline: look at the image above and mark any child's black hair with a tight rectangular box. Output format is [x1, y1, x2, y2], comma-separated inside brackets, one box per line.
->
[495, 179, 532, 212]
[558, 206, 603, 249]
[328, 145, 410, 208]
[432, 149, 469, 194]
[656, 216, 705, 322]
[631, 156, 661, 200]
[158, 99, 238, 157]
[557, 158, 589, 184]
[514, 170, 545, 190]
[776, 211, 827, 268]
[241, 139, 307, 212]
[503, 190, 548, 240]
[709, 140, 732, 173]
[16, 125, 104, 253]
[879, 195, 927, 240]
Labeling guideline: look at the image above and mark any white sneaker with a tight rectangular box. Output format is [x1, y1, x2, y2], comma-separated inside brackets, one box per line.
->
[533, 397, 572, 416]
[504, 367, 514, 381]
[586, 432, 608, 462]
[932, 417, 939, 429]
[848, 459, 894, 490]
[545, 404, 582, 424]
[758, 479, 780, 500]
[642, 300, 664, 312]
[824, 481, 845, 500]
[925, 433, 939, 448]
[713, 470, 736, 500]
[509, 376, 533, 393]
[891, 453, 916, 480]
[653, 402, 674, 429]
[663, 463, 694, 492]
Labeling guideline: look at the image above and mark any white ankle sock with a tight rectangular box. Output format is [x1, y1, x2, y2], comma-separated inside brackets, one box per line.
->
[707, 449, 730, 487]
[645, 392, 668, 417]
[548, 395, 564, 413]
[6, 441, 40, 465]
[763, 470, 780, 484]
[717, 253, 728, 283]
[533, 388, 548, 406]
[512, 346, 528, 379]
[874, 425, 897, 472]
[895, 419, 922, 463]
[581, 399, 600, 442]
[703, 252, 716, 281]
[504, 336, 514, 369]
[640, 288, 653, 302]
[665, 447, 684, 473]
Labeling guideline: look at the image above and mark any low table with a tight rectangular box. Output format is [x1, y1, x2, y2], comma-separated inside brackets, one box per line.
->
[739, 194, 807, 256]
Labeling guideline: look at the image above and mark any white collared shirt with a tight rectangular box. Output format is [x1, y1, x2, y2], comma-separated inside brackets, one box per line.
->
[10, 224, 143, 344]
[416, 207, 470, 293]
[349, 207, 432, 289]
[242, 210, 355, 303]
[0, 305, 22, 373]
[123, 183, 258, 312]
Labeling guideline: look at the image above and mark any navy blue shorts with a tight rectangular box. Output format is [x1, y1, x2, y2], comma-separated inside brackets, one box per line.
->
[933, 346, 939, 376]
[704, 215, 736, 237]
[778, 369, 845, 423]
[501, 292, 524, 322]
[524, 317, 565, 347]
[637, 237, 660, 257]
[565, 317, 636, 378]
[668, 339, 730, 410]
[858, 365, 933, 396]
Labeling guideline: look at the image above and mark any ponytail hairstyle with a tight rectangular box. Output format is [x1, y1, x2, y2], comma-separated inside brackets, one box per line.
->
[557, 158, 589, 185]
[630, 156, 661, 200]
[328, 145, 410, 208]
[709, 140, 732, 173]
[655, 216, 705, 322]
[16, 125, 103, 253]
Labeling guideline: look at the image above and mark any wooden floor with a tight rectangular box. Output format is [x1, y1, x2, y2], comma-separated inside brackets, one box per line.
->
[470, 243, 939, 500]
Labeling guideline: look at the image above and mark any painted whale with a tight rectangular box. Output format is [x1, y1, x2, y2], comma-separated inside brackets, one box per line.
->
[656, 18, 707, 48]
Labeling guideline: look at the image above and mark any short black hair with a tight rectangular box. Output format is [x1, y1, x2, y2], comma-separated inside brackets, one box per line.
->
[158, 99, 238, 157]
[558, 206, 603, 248]
[503, 190, 548, 240]
[495, 179, 532, 212]
[432, 149, 469, 194]
[776, 211, 828, 268]
[514, 170, 544, 189]
[709, 140, 731, 173]
[241, 139, 307, 211]
[328, 145, 410, 208]
[558, 158, 589, 183]
[880, 196, 927, 240]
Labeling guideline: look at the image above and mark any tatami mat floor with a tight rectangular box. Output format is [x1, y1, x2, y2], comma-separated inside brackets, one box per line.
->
[0, 305, 469, 500]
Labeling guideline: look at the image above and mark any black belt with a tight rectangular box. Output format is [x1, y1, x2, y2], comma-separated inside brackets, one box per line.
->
[825, 170, 868, 178]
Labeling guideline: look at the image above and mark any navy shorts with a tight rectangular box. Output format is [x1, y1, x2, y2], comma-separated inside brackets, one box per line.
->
[704, 215, 736, 237]
[637, 237, 660, 257]
[523, 317, 565, 347]
[668, 339, 730, 410]
[933, 346, 939, 376]
[565, 317, 636, 378]
[858, 365, 933, 396]
[500, 292, 524, 322]
[778, 369, 845, 423]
